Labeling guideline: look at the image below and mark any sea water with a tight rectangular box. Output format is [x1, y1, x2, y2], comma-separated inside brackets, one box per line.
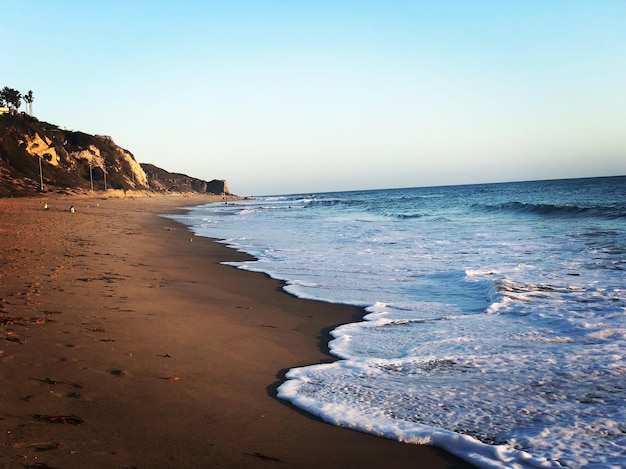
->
[171, 176, 625, 468]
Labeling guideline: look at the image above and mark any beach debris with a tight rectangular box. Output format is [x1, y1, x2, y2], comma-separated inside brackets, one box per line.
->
[110, 369, 126, 377]
[157, 353, 172, 358]
[33, 414, 84, 425]
[160, 376, 180, 381]
[244, 452, 283, 462]
[19, 394, 34, 402]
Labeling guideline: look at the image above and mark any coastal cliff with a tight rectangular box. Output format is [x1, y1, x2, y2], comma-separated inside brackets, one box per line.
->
[0, 113, 230, 197]
[140, 163, 229, 196]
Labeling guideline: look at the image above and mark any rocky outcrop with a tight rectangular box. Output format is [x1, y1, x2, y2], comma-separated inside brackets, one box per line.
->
[141, 163, 230, 195]
[0, 113, 229, 197]
[207, 179, 229, 195]
[24, 133, 61, 165]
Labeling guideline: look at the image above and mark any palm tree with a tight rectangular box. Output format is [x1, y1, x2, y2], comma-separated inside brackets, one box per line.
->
[24, 90, 34, 116]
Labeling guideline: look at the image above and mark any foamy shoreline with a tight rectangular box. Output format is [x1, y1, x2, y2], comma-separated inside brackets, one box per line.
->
[0, 193, 475, 468]
[176, 181, 626, 468]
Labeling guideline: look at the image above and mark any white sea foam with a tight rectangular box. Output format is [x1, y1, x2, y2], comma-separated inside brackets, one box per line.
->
[171, 178, 626, 468]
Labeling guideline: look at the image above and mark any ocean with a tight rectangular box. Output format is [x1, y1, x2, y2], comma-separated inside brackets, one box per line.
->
[171, 176, 625, 469]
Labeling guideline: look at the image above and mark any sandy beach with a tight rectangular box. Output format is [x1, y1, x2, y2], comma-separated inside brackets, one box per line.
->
[0, 193, 476, 468]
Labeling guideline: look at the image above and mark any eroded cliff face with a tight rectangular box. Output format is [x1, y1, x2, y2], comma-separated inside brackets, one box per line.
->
[0, 113, 227, 196]
[0, 114, 149, 194]
[63, 141, 148, 189]
[24, 133, 61, 166]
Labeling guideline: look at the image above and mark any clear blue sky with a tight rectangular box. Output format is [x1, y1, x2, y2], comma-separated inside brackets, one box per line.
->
[3, 0, 625, 195]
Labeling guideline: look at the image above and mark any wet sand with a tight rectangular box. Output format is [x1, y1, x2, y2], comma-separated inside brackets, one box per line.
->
[0, 193, 476, 468]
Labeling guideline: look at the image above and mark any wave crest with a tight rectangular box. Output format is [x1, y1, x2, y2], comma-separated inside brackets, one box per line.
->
[476, 201, 625, 219]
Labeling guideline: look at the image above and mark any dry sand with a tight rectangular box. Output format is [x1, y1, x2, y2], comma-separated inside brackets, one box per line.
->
[0, 193, 476, 468]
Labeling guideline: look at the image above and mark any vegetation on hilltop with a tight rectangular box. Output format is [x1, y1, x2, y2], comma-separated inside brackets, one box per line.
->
[0, 86, 34, 115]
